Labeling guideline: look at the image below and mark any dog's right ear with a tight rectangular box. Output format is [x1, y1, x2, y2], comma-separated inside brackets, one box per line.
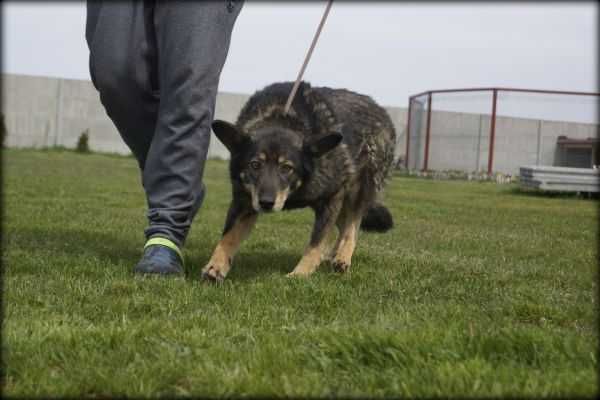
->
[212, 120, 249, 153]
[303, 132, 343, 158]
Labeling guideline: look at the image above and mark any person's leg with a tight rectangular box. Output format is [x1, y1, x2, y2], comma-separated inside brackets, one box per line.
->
[88, 1, 187, 274]
[88, 1, 242, 258]
[86, 1, 159, 169]
[142, 0, 243, 247]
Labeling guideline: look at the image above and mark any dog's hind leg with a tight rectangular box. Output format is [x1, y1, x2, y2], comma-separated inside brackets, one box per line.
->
[331, 182, 373, 273]
[202, 204, 257, 282]
[326, 206, 349, 261]
[288, 193, 343, 277]
[331, 209, 361, 273]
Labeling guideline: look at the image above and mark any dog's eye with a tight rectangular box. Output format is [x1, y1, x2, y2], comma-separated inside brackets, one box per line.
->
[280, 164, 293, 174]
[249, 160, 262, 170]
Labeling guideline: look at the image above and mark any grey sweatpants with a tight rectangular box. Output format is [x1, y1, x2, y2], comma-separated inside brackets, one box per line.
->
[86, 1, 243, 247]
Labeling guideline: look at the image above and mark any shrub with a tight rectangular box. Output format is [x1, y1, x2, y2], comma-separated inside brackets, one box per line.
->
[0, 113, 7, 148]
[76, 129, 90, 153]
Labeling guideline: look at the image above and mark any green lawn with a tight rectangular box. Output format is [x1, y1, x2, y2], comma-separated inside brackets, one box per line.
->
[2, 148, 598, 397]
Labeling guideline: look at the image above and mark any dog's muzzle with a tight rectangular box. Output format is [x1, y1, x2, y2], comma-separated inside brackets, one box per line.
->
[259, 198, 275, 212]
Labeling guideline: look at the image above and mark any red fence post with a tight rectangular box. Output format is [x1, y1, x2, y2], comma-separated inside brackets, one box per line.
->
[423, 92, 433, 171]
[405, 98, 413, 169]
[487, 89, 498, 175]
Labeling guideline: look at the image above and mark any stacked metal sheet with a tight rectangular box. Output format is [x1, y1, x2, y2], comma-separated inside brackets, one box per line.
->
[519, 165, 600, 192]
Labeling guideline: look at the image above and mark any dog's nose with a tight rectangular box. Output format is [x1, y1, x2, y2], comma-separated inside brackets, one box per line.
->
[259, 199, 275, 211]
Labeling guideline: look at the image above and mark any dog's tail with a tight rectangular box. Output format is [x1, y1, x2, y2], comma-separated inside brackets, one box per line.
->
[360, 203, 393, 232]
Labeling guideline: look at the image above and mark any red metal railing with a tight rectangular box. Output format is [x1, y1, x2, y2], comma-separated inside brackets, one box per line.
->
[405, 87, 600, 174]
[422, 93, 433, 170]
[487, 89, 498, 174]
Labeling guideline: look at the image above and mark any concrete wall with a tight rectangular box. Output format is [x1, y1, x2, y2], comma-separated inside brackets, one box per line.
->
[2, 73, 597, 175]
[1, 73, 250, 158]
[2, 74, 60, 148]
[1, 73, 408, 161]
[426, 111, 489, 172]
[384, 105, 408, 161]
[409, 109, 599, 174]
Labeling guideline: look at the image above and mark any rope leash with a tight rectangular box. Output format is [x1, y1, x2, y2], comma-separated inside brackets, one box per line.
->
[284, 0, 334, 115]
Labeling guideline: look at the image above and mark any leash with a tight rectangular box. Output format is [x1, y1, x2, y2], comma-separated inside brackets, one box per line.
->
[284, 0, 334, 115]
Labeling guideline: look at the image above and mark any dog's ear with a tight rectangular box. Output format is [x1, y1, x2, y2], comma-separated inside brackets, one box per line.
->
[303, 132, 343, 158]
[212, 120, 249, 153]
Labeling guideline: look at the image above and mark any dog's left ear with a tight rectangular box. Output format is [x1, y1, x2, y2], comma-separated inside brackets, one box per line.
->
[303, 132, 343, 158]
[212, 120, 249, 153]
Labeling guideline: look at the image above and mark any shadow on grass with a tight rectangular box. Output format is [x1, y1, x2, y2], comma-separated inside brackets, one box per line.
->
[11, 226, 305, 282]
[9, 225, 256, 283]
[34, 146, 136, 160]
[504, 186, 598, 200]
[7, 226, 141, 273]
[186, 249, 300, 282]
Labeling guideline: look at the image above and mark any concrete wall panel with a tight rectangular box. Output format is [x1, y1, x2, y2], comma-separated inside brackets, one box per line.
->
[428, 110, 482, 171]
[2, 74, 59, 148]
[383, 106, 408, 160]
[492, 116, 540, 174]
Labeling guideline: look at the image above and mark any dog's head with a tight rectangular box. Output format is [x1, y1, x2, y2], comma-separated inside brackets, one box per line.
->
[212, 120, 342, 212]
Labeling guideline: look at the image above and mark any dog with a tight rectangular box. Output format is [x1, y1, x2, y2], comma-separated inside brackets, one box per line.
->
[202, 81, 395, 281]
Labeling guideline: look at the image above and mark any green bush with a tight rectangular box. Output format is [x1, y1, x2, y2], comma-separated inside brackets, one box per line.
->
[0, 113, 7, 148]
[76, 129, 90, 153]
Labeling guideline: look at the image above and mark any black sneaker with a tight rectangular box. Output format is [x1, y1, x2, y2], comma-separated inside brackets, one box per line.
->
[134, 244, 184, 275]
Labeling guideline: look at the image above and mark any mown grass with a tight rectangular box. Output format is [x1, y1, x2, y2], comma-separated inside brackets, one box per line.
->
[2, 148, 598, 397]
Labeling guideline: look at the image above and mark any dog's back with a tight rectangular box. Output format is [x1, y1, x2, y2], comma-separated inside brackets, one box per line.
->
[312, 86, 396, 192]
[236, 82, 396, 195]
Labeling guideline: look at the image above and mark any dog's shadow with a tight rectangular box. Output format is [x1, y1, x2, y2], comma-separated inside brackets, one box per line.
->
[187, 249, 300, 281]
[5, 226, 141, 274]
[8, 226, 303, 282]
[504, 186, 598, 200]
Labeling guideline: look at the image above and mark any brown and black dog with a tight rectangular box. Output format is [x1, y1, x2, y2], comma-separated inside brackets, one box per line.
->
[203, 81, 395, 281]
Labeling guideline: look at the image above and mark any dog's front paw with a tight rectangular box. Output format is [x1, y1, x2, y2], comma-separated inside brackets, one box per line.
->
[332, 260, 350, 273]
[201, 264, 227, 283]
[286, 270, 311, 278]
[286, 265, 316, 278]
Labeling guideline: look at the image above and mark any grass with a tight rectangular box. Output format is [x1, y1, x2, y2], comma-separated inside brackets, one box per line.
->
[2, 148, 598, 397]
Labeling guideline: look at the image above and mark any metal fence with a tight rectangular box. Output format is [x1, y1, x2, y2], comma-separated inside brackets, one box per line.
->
[404, 87, 600, 175]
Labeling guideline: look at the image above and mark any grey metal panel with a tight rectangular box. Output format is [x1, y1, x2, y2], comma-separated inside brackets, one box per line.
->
[520, 165, 600, 192]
